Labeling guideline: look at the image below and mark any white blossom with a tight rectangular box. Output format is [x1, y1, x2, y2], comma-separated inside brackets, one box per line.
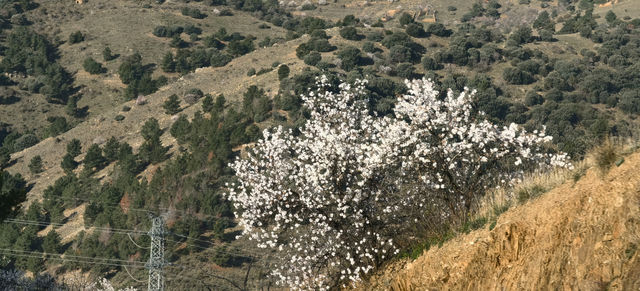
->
[227, 77, 571, 290]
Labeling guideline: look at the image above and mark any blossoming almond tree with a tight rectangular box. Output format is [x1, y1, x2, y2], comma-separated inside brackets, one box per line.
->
[227, 76, 571, 290]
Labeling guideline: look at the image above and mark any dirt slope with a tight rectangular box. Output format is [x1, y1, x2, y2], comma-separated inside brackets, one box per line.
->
[359, 152, 640, 290]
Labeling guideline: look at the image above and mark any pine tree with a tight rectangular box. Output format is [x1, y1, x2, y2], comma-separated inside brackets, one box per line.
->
[139, 118, 167, 164]
[103, 46, 115, 61]
[214, 94, 226, 113]
[161, 52, 176, 73]
[28, 155, 43, 174]
[163, 94, 181, 115]
[67, 139, 82, 157]
[202, 94, 214, 112]
[65, 95, 79, 117]
[42, 230, 61, 253]
[83, 144, 104, 172]
[60, 153, 77, 173]
[103, 137, 120, 162]
[605, 10, 617, 24]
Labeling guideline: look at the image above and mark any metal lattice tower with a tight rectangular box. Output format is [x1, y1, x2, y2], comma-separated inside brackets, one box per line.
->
[147, 215, 167, 291]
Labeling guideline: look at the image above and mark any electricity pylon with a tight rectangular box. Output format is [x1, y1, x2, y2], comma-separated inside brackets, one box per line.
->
[147, 214, 167, 291]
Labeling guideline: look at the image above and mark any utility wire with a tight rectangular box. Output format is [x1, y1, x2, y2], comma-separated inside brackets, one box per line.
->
[123, 265, 146, 283]
[0, 248, 147, 265]
[165, 238, 260, 260]
[127, 233, 150, 249]
[38, 195, 221, 220]
[3, 218, 264, 259]
[0, 249, 147, 268]
[168, 232, 267, 257]
[4, 218, 148, 235]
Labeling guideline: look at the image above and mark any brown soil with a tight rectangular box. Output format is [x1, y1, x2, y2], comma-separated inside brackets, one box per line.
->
[358, 151, 640, 290]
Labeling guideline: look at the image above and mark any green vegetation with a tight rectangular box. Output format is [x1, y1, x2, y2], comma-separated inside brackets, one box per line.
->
[68, 31, 84, 44]
[2, 0, 640, 288]
[28, 155, 43, 174]
[163, 94, 182, 115]
[83, 57, 106, 75]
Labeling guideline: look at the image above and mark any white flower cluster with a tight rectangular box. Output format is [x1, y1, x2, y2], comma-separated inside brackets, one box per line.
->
[227, 77, 571, 290]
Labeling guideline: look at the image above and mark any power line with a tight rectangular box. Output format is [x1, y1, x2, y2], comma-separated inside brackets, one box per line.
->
[0, 248, 147, 265]
[4, 218, 147, 235]
[38, 195, 221, 220]
[3, 218, 264, 258]
[0, 248, 147, 268]
[124, 265, 146, 283]
[165, 238, 258, 260]
[128, 233, 150, 249]
[167, 232, 267, 257]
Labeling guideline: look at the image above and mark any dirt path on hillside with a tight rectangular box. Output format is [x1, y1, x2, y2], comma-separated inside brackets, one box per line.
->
[359, 152, 640, 290]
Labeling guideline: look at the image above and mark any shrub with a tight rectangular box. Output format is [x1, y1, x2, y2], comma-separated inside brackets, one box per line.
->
[13, 134, 38, 152]
[405, 23, 426, 38]
[28, 155, 43, 174]
[389, 45, 415, 64]
[83, 144, 104, 172]
[594, 139, 617, 174]
[339, 26, 360, 40]
[102, 47, 115, 61]
[426, 23, 451, 37]
[278, 65, 290, 80]
[399, 12, 414, 26]
[304, 52, 322, 66]
[163, 94, 181, 115]
[83, 57, 106, 74]
[181, 7, 206, 19]
[210, 52, 232, 67]
[228, 77, 571, 290]
[396, 63, 416, 79]
[362, 41, 377, 53]
[60, 154, 77, 172]
[67, 139, 81, 157]
[421, 56, 440, 70]
[336, 46, 363, 71]
[161, 52, 176, 73]
[68, 31, 84, 44]
[503, 67, 534, 85]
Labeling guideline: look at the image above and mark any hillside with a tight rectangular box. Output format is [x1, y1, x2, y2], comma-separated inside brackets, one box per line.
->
[1, 0, 640, 289]
[357, 149, 640, 290]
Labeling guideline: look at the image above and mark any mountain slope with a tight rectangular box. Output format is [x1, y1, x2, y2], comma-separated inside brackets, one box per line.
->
[5, 33, 308, 203]
[359, 151, 640, 290]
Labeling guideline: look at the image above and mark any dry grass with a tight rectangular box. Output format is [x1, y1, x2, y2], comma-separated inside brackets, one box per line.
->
[476, 138, 640, 223]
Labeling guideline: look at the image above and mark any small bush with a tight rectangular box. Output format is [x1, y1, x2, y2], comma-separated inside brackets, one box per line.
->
[460, 216, 488, 234]
[69, 31, 84, 44]
[114, 115, 125, 121]
[278, 65, 290, 80]
[29, 155, 43, 174]
[304, 52, 321, 66]
[517, 185, 546, 203]
[339, 26, 360, 40]
[594, 139, 617, 174]
[83, 57, 106, 74]
[181, 7, 207, 19]
[163, 94, 181, 115]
